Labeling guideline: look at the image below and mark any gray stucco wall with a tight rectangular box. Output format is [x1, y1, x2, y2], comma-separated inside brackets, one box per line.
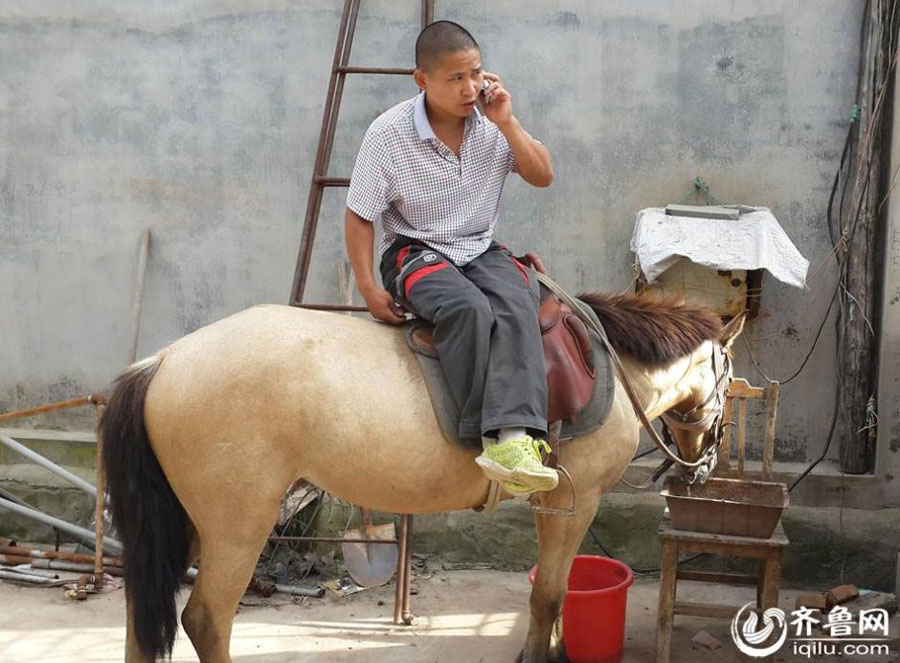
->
[0, 3, 870, 467]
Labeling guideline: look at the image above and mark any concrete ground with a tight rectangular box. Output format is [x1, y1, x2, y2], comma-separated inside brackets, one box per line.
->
[1, 570, 897, 663]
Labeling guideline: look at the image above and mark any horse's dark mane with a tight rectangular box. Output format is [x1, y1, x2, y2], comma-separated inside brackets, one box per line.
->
[577, 291, 723, 365]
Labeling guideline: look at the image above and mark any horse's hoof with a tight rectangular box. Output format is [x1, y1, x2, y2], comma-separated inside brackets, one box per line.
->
[516, 644, 567, 663]
[548, 648, 569, 663]
[401, 611, 415, 625]
[548, 640, 568, 662]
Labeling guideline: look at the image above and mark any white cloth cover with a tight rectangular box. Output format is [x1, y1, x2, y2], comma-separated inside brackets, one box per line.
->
[630, 205, 809, 289]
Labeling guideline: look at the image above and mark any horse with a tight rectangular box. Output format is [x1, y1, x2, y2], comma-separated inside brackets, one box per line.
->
[99, 291, 745, 663]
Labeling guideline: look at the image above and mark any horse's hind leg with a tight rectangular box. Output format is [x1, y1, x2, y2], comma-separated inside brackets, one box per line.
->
[520, 487, 603, 663]
[124, 524, 201, 663]
[181, 500, 281, 663]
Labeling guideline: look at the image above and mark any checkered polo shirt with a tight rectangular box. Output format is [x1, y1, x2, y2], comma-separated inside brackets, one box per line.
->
[346, 90, 521, 266]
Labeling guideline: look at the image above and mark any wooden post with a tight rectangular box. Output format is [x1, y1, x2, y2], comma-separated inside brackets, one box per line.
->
[840, 0, 893, 474]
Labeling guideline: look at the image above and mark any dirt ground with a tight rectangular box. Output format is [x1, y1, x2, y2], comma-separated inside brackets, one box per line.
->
[0, 570, 897, 662]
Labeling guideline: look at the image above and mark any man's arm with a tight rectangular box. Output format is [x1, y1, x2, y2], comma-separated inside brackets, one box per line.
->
[344, 208, 405, 324]
[480, 72, 553, 188]
[499, 116, 554, 188]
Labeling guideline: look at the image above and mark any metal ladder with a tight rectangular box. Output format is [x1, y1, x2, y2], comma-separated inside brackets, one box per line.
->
[282, 0, 436, 626]
[289, 0, 434, 307]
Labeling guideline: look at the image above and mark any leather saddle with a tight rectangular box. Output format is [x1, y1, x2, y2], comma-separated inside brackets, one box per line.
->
[406, 253, 597, 424]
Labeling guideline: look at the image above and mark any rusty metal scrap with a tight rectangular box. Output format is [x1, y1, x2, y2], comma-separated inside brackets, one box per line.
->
[0, 394, 105, 423]
[0, 497, 122, 554]
[0, 543, 121, 567]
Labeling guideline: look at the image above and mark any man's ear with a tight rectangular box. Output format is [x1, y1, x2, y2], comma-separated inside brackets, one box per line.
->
[720, 310, 748, 349]
[413, 69, 426, 90]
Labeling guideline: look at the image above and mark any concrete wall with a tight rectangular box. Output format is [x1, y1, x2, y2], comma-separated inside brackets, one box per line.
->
[0, 3, 876, 474]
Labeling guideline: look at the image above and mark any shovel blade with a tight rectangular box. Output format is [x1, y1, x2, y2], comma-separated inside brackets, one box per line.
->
[341, 522, 398, 588]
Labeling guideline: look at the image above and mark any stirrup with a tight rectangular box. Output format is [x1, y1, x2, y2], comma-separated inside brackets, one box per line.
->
[529, 464, 577, 517]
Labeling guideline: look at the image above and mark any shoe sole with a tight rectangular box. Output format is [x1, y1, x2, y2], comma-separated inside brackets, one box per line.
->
[503, 482, 535, 496]
[475, 456, 559, 492]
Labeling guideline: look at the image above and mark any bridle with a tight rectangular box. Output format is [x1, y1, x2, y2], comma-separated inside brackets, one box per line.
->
[531, 271, 734, 488]
[659, 342, 732, 484]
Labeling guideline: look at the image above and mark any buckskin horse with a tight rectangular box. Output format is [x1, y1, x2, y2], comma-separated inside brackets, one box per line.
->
[100, 291, 745, 663]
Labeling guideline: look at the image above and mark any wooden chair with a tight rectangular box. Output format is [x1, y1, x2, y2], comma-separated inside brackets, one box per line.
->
[655, 378, 789, 663]
[717, 378, 780, 480]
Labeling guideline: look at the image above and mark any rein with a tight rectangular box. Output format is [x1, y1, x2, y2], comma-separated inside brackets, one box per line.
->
[533, 272, 728, 485]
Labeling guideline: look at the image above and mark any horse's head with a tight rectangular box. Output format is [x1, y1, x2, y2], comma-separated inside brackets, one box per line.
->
[661, 311, 747, 482]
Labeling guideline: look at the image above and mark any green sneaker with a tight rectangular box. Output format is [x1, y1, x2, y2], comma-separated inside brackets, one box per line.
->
[475, 435, 559, 494]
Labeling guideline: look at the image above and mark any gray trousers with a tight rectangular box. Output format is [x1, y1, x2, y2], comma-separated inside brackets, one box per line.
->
[380, 238, 548, 440]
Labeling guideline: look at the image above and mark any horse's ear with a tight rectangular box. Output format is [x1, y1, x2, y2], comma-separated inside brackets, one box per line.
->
[720, 311, 748, 349]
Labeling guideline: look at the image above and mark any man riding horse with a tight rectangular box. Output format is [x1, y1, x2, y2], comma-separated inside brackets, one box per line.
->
[345, 20, 557, 496]
[98, 18, 747, 663]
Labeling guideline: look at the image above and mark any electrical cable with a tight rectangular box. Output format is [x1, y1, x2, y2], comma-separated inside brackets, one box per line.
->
[588, 526, 703, 575]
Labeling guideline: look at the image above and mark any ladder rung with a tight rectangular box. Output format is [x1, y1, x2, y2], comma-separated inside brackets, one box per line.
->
[290, 302, 369, 312]
[314, 176, 351, 187]
[335, 66, 415, 75]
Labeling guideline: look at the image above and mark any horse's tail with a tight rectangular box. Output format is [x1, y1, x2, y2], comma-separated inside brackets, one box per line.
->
[100, 352, 189, 661]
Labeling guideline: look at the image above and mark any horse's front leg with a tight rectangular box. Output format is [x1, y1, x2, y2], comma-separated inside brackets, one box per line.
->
[519, 485, 602, 663]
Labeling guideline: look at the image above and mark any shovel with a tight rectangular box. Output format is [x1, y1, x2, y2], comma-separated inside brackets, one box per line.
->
[341, 508, 398, 588]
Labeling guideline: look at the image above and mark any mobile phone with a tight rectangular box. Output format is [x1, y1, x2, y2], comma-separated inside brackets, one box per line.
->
[475, 79, 491, 114]
[480, 79, 492, 105]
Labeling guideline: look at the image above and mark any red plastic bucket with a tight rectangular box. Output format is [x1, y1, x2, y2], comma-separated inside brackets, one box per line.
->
[529, 555, 634, 662]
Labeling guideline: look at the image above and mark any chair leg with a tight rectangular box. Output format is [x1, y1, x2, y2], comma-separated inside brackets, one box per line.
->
[756, 558, 765, 609]
[655, 539, 678, 663]
[760, 549, 782, 611]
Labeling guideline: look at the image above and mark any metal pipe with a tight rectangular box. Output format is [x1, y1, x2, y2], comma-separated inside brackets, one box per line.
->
[0, 553, 120, 575]
[93, 402, 107, 587]
[401, 515, 413, 622]
[130, 229, 151, 363]
[0, 434, 98, 498]
[0, 544, 121, 567]
[394, 515, 409, 625]
[0, 490, 67, 555]
[0, 486, 38, 509]
[1, 564, 61, 579]
[0, 569, 61, 585]
[0, 395, 96, 423]
[267, 536, 397, 544]
[274, 583, 325, 598]
[27, 558, 123, 577]
[0, 497, 122, 555]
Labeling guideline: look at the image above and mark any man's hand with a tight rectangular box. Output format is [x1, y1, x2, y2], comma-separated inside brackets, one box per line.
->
[345, 208, 406, 324]
[361, 285, 406, 324]
[481, 72, 512, 126]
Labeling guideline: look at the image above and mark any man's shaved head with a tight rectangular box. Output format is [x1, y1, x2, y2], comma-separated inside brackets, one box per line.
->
[415, 20, 480, 72]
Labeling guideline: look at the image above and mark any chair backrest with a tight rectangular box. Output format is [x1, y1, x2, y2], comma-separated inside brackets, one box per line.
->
[715, 378, 780, 481]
